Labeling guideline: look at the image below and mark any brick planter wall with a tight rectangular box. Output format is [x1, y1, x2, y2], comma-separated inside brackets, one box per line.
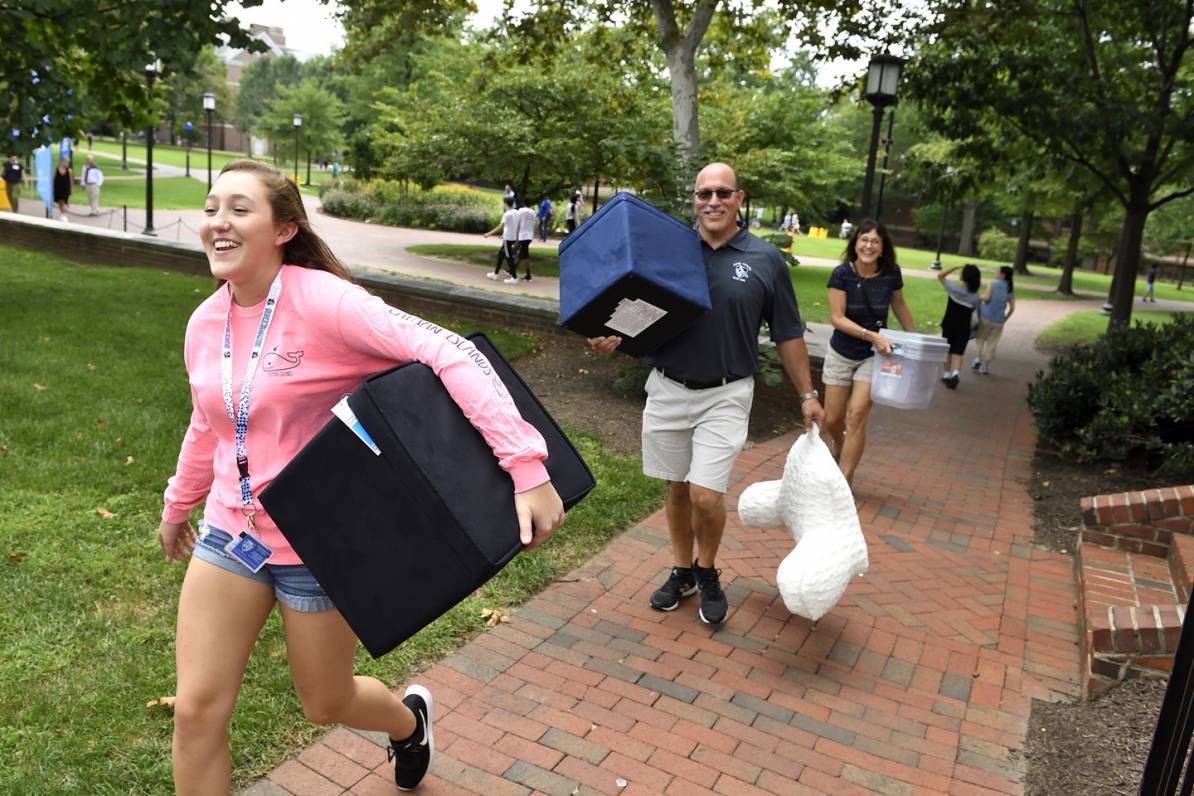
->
[1080, 486, 1194, 555]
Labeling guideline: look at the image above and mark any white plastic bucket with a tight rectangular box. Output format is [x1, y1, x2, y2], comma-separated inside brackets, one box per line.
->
[869, 329, 950, 410]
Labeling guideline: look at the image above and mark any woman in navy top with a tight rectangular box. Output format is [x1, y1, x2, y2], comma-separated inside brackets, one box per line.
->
[824, 219, 916, 485]
[973, 266, 1015, 374]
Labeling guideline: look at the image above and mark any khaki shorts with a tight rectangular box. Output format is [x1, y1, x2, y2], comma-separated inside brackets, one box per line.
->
[641, 369, 754, 493]
[821, 345, 874, 387]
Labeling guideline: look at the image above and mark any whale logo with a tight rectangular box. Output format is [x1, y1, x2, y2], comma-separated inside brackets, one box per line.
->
[262, 347, 304, 372]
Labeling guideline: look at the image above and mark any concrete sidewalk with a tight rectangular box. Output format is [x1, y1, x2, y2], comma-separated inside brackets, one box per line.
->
[246, 297, 1085, 794]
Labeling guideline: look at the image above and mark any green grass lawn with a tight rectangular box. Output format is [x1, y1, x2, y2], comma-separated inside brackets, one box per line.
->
[90, 137, 261, 172]
[1008, 264, 1194, 305]
[0, 245, 664, 792]
[96, 177, 209, 211]
[1035, 308, 1182, 350]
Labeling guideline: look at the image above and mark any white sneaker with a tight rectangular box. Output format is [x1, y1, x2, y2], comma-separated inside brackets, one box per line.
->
[485, 272, 499, 281]
[979, 364, 990, 374]
[971, 358, 980, 370]
[503, 277, 519, 284]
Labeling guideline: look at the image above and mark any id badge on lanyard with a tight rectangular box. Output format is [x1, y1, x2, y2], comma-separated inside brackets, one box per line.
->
[220, 272, 283, 572]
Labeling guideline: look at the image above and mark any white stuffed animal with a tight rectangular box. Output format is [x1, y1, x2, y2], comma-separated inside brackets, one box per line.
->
[737, 425, 867, 621]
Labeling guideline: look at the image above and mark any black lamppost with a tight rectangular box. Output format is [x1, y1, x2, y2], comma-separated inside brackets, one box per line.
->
[858, 53, 903, 221]
[874, 109, 896, 222]
[203, 92, 215, 192]
[930, 167, 958, 271]
[183, 121, 192, 177]
[121, 130, 127, 169]
[144, 57, 161, 237]
[292, 113, 302, 185]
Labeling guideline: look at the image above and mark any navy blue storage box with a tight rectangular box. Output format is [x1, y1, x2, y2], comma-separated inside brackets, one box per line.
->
[558, 192, 710, 357]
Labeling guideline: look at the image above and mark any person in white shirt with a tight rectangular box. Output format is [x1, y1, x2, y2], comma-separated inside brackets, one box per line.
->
[82, 155, 103, 215]
[515, 202, 537, 281]
[483, 197, 520, 284]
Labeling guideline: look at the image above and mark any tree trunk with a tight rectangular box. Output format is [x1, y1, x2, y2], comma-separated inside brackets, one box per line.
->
[1057, 210, 1082, 295]
[650, 0, 718, 182]
[1180, 243, 1190, 290]
[1108, 197, 1151, 326]
[592, 176, 599, 215]
[956, 201, 978, 256]
[1013, 211, 1033, 275]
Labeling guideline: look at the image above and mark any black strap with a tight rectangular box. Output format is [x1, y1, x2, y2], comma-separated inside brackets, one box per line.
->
[854, 272, 884, 332]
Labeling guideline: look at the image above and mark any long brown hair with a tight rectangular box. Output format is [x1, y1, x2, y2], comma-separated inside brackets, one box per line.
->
[844, 218, 897, 275]
[215, 159, 351, 282]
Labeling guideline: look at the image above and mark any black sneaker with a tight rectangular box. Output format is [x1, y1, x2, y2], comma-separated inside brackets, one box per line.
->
[694, 564, 728, 624]
[650, 566, 696, 611]
[945, 375, 960, 390]
[388, 684, 434, 791]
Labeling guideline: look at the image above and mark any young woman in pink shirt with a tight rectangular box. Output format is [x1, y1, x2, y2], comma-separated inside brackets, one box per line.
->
[156, 160, 565, 794]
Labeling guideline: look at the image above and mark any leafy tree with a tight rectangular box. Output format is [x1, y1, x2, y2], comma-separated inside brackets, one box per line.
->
[160, 48, 230, 146]
[258, 78, 345, 180]
[910, 0, 1194, 326]
[0, 0, 260, 154]
[1145, 193, 1194, 289]
[234, 54, 304, 149]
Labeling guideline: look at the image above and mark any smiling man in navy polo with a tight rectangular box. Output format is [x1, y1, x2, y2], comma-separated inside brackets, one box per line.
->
[590, 162, 824, 625]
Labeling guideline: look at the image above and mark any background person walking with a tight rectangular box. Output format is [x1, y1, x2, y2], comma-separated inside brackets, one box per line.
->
[565, 191, 582, 234]
[81, 155, 103, 215]
[3, 154, 25, 212]
[52, 157, 73, 220]
[536, 192, 553, 241]
[937, 264, 982, 389]
[483, 197, 520, 284]
[972, 266, 1015, 374]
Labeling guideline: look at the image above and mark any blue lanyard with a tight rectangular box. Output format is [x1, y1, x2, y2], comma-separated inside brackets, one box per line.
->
[221, 271, 283, 520]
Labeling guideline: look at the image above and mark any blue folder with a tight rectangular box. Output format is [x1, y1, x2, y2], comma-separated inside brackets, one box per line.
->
[558, 192, 710, 357]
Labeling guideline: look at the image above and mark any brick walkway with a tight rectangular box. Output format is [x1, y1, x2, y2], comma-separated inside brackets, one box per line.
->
[248, 300, 1085, 796]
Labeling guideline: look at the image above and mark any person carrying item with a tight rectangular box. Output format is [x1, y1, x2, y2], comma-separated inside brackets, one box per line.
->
[587, 162, 824, 626]
[937, 263, 982, 389]
[82, 155, 103, 215]
[483, 197, 520, 284]
[3, 154, 25, 212]
[972, 265, 1015, 374]
[156, 160, 566, 793]
[823, 219, 916, 486]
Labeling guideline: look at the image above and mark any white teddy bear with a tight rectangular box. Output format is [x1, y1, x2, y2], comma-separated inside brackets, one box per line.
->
[737, 425, 868, 621]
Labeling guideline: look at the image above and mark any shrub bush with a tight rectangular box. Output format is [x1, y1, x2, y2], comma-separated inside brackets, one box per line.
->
[319, 181, 502, 232]
[978, 228, 1017, 262]
[1027, 314, 1194, 474]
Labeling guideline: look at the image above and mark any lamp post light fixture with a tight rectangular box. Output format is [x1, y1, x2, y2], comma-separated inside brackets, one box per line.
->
[203, 92, 216, 192]
[144, 57, 162, 237]
[183, 121, 192, 177]
[292, 113, 302, 186]
[858, 53, 903, 222]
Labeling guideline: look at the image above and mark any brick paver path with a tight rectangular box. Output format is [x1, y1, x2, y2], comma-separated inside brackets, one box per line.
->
[243, 298, 1091, 796]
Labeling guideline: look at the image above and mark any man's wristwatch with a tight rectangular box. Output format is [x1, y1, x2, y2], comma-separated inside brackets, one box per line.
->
[798, 390, 819, 402]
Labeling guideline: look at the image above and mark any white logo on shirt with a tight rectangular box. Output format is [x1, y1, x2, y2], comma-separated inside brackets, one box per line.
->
[732, 262, 753, 282]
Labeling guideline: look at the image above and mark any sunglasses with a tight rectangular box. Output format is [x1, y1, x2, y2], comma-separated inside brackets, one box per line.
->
[693, 188, 738, 201]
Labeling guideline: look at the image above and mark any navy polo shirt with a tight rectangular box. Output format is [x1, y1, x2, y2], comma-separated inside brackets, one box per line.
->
[644, 225, 803, 383]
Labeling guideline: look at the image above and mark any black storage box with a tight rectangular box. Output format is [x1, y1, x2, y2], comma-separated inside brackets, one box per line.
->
[259, 334, 595, 658]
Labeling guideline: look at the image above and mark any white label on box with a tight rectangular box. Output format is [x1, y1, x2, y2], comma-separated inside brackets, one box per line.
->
[605, 298, 667, 338]
[878, 359, 903, 379]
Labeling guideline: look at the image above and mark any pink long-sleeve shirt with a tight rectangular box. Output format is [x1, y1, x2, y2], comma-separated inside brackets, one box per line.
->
[162, 264, 550, 565]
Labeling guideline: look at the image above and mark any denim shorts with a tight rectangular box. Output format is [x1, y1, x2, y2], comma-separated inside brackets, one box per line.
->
[193, 523, 335, 613]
